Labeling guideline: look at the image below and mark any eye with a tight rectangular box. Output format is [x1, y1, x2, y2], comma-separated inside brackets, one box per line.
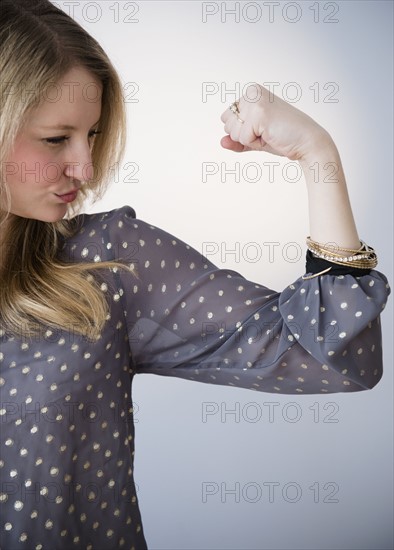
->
[43, 130, 101, 146]
[44, 136, 70, 145]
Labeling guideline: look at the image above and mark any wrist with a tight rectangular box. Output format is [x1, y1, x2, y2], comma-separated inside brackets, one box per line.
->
[298, 134, 345, 188]
[298, 131, 338, 167]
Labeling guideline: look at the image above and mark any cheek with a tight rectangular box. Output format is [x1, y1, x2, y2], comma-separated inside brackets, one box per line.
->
[6, 147, 62, 188]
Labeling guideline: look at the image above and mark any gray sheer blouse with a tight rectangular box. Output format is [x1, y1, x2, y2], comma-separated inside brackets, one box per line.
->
[0, 206, 391, 549]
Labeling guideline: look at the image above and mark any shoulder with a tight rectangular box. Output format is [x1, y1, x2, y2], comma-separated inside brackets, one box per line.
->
[62, 204, 204, 266]
[61, 205, 138, 263]
[68, 205, 138, 238]
[72, 205, 137, 230]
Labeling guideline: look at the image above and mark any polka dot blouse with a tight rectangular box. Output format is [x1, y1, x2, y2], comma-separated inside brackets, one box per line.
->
[0, 206, 391, 549]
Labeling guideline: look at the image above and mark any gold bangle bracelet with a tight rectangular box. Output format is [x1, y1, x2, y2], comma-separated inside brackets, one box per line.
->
[302, 266, 333, 280]
[306, 237, 366, 254]
[304, 237, 378, 278]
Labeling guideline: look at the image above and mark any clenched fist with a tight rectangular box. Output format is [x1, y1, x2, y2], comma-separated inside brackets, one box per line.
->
[220, 83, 333, 161]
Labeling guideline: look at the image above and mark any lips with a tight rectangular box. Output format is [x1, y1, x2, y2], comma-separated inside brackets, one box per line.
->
[55, 189, 79, 203]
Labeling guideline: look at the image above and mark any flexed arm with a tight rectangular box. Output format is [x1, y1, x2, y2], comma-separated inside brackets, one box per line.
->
[79, 86, 390, 395]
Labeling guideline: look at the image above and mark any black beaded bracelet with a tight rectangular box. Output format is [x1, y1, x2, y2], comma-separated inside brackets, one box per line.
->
[305, 249, 372, 277]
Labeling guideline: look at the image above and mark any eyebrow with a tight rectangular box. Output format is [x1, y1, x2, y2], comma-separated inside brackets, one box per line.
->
[39, 120, 101, 130]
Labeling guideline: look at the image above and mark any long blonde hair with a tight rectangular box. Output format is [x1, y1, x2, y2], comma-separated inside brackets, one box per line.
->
[0, 0, 132, 340]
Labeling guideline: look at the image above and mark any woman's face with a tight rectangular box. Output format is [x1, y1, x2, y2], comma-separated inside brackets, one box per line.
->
[3, 66, 102, 222]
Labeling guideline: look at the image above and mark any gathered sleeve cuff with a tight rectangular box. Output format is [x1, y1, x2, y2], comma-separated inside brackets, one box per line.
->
[278, 271, 390, 391]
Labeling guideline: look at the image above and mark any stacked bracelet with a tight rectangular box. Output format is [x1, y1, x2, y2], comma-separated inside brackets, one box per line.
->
[306, 237, 378, 269]
[303, 237, 378, 280]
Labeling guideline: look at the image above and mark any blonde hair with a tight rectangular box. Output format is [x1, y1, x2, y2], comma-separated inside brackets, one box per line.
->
[0, 0, 132, 339]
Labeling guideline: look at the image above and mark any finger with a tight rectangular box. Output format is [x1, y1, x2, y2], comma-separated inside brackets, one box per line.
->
[220, 101, 241, 123]
[220, 109, 232, 123]
[222, 122, 240, 145]
[223, 112, 240, 134]
[238, 125, 267, 151]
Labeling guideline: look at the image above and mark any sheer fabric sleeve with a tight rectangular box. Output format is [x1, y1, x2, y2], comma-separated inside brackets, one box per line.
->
[102, 206, 390, 395]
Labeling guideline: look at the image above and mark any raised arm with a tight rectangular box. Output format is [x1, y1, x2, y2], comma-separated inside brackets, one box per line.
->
[70, 204, 389, 396]
[66, 85, 390, 396]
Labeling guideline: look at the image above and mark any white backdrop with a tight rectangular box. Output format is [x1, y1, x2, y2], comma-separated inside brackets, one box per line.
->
[53, 2, 393, 549]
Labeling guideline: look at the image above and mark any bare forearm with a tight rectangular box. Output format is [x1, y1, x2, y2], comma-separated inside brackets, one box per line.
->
[299, 135, 361, 252]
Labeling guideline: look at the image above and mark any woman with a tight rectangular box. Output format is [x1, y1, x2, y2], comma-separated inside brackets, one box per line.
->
[0, 0, 390, 549]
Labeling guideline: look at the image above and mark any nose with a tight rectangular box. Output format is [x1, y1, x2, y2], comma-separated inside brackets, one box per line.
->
[63, 142, 94, 183]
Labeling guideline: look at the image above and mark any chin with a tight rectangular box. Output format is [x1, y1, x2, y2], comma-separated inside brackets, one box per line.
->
[44, 213, 69, 223]
[19, 207, 69, 224]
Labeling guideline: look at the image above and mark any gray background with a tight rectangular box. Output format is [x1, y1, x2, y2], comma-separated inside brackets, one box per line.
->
[54, 1, 393, 548]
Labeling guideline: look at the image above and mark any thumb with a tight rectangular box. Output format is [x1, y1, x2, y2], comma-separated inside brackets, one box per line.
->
[220, 135, 249, 153]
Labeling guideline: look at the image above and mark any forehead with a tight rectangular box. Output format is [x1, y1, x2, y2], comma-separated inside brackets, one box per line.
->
[28, 66, 102, 127]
